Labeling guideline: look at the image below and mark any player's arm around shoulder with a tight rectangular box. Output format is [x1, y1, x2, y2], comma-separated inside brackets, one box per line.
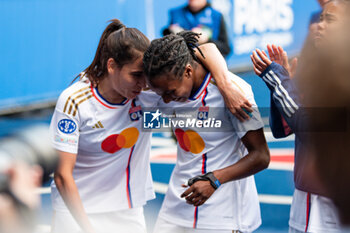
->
[196, 43, 253, 121]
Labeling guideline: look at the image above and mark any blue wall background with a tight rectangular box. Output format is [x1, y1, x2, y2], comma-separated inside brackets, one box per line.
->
[0, 0, 319, 110]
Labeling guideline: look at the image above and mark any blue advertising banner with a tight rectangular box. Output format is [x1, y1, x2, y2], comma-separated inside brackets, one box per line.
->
[151, 0, 320, 68]
[0, 0, 149, 111]
[0, 0, 319, 111]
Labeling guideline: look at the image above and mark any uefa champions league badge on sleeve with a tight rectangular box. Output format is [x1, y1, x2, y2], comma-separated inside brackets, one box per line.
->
[197, 106, 209, 120]
[58, 119, 77, 134]
[129, 105, 143, 121]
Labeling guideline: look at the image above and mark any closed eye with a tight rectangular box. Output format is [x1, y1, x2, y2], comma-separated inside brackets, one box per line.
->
[324, 13, 337, 23]
[130, 71, 144, 78]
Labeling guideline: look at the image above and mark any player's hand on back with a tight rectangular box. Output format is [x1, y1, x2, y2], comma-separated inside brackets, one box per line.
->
[180, 181, 215, 206]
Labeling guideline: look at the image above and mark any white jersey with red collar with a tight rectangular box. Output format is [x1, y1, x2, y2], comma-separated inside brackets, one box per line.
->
[49, 79, 160, 213]
[157, 72, 264, 232]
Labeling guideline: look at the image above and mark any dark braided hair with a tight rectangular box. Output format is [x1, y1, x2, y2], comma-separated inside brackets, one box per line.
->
[143, 31, 205, 81]
[77, 19, 150, 84]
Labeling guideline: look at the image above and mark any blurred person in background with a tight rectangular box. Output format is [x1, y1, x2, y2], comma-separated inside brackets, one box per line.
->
[297, 1, 350, 229]
[162, 0, 231, 57]
[0, 162, 42, 233]
[250, 0, 349, 232]
[309, 0, 329, 37]
[0, 124, 58, 233]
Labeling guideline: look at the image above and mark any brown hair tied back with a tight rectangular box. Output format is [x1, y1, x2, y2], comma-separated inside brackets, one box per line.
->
[76, 19, 150, 85]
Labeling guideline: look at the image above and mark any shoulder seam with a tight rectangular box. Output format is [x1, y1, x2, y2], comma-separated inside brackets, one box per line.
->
[63, 86, 92, 116]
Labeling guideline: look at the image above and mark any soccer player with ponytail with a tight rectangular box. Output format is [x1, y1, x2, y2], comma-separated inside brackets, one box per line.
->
[50, 19, 155, 233]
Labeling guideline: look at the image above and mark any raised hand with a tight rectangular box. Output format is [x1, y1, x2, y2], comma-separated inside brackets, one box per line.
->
[250, 48, 272, 76]
[267, 44, 298, 78]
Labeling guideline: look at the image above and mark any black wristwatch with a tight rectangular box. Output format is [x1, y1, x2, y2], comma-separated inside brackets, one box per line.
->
[187, 172, 221, 190]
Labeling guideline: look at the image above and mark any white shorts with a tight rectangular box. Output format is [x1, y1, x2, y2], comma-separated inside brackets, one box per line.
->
[289, 189, 341, 233]
[51, 207, 146, 233]
[153, 217, 247, 233]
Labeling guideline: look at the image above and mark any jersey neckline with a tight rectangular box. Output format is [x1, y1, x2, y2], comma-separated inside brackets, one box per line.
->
[91, 85, 130, 109]
[189, 72, 212, 100]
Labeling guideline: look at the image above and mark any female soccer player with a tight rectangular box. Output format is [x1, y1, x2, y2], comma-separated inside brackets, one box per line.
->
[50, 19, 252, 233]
[50, 19, 155, 233]
[143, 31, 270, 233]
[250, 1, 349, 232]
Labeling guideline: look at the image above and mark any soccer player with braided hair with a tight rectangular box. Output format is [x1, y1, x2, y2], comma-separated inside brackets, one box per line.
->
[143, 31, 270, 233]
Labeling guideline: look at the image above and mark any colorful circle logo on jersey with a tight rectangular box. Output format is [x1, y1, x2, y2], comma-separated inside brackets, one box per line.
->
[58, 119, 77, 134]
[174, 128, 205, 154]
[101, 127, 139, 153]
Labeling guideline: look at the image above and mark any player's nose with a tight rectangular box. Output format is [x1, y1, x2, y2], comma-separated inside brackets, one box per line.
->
[317, 20, 325, 31]
[138, 76, 146, 89]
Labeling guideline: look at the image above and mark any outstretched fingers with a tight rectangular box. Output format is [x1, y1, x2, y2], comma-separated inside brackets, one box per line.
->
[251, 54, 262, 75]
[256, 49, 272, 66]
[267, 44, 275, 61]
[272, 44, 281, 62]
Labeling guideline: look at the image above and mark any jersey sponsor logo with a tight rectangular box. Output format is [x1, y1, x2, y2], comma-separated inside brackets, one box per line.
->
[129, 106, 142, 121]
[92, 121, 104, 129]
[197, 106, 209, 120]
[58, 119, 77, 134]
[174, 128, 205, 154]
[101, 127, 139, 153]
[63, 86, 92, 116]
[54, 135, 77, 145]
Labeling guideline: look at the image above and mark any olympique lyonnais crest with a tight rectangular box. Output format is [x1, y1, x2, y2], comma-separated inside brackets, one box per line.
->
[129, 105, 143, 121]
[197, 106, 209, 120]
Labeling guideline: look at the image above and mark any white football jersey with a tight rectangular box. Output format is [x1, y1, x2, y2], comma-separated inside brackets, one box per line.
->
[49, 79, 160, 213]
[289, 189, 341, 232]
[157, 72, 264, 232]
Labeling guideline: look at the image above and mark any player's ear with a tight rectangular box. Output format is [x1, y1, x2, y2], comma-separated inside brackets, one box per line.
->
[184, 64, 193, 79]
[107, 58, 119, 74]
